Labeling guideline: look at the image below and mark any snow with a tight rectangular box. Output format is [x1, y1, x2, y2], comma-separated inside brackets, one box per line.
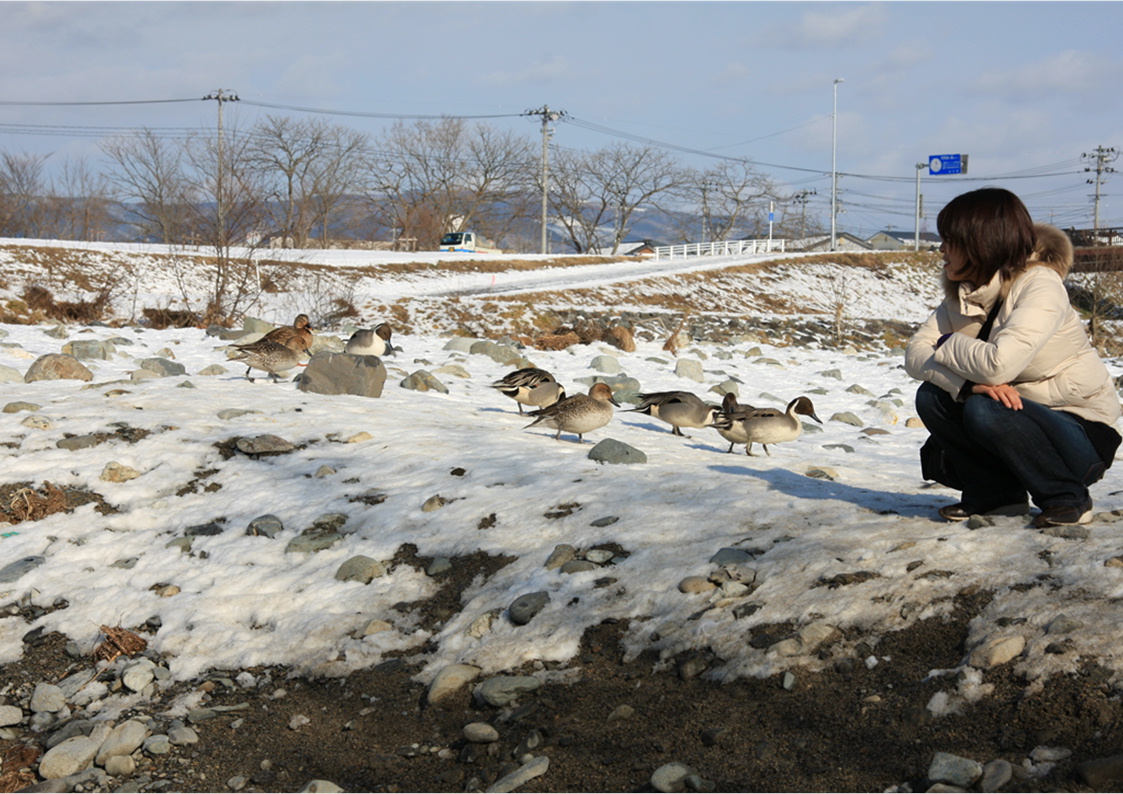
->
[1, 241, 1122, 702]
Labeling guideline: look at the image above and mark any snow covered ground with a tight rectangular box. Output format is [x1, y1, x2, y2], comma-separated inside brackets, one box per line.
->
[1, 241, 1122, 712]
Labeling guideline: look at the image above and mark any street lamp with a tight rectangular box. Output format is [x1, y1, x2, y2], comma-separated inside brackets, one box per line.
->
[830, 78, 843, 251]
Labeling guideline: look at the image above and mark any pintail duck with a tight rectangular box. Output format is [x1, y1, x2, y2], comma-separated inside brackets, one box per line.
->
[345, 323, 395, 357]
[710, 395, 822, 456]
[260, 313, 314, 353]
[628, 390, 721, 437]
[525, 382, 618, 442]
[228, 338, 306, 383]
[492, 367, 566, 414]
[713, 392, 759, 453]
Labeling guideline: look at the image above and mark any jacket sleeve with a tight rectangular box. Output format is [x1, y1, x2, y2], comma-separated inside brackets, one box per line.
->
[934, 273, 1067, 385]
[905, 304, 970, 397]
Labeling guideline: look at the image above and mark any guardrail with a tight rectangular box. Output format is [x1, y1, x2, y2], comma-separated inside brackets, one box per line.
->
[651, 239, 786, 261]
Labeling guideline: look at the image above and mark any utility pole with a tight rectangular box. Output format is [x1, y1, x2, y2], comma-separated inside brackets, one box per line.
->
[792, 189, 815, 239]
[914, 162, 926, 251]
[203, 89, 239, 251]
[830, 78, 843, 251]
[1082, 145, 1118, 240]
[525, 105, 565, 254]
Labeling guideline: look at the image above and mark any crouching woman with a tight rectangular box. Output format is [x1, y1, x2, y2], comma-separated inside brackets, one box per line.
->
[905, 187, 1121, 527]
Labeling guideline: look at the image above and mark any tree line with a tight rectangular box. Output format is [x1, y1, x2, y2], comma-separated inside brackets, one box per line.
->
[0, 116, 823, 255]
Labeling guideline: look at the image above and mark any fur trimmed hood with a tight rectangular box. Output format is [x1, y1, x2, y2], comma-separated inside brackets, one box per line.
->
[941, 223, 1074, 302]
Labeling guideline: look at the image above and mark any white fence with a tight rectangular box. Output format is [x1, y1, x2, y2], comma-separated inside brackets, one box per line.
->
[650, 239, 786, 261]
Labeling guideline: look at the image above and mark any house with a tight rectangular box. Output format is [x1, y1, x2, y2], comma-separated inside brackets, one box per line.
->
[868, 229, 942, 251]
[590, 239, 665, 256]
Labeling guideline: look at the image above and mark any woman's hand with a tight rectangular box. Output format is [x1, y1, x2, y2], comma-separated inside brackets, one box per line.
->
[973, 382, 1022, 410]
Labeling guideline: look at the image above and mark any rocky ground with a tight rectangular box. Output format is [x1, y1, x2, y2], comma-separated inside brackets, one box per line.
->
[3, 572, 1123, 794]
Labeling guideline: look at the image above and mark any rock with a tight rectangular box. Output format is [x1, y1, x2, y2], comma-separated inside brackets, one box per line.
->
[968, 634, 1026, 669]
[651, 761, 696, 793]
[588, 438, 647, 464]
[590, 354, 621, 374]
[25, 353, 93, 382]
[62, 339, 116, 360]
[508, 591, 550, 625]
[335, 556, 388, 584]
[427, 664, 482, 707]
[0, 556, 44, 584]
[297, 352, 387, 398]
[980, 759, 1013, 792]
[463, 722, 500, 743]
[299, 781, 344, 793]
[0, 364, 23, 383]
[830, 411, 864, 427]
[0, 705, 22, 727]
[544, 544, 577, 570]
[3, 400, 41, 413]
[101, 461, 141, 482]
[928, 751, 983, 788]
[674, 359, 704, 382]
[138, 357, 186, 377]
[31, 683, 66, 713]
[144, 734, 172, 755]
[121, 659, 157, 692]
[104, 755, 136, 776]
[236, 434, 295, 455]
[485, 755, 549, 793]
[560, 560, 597, 574]
[1078, 754, 1123, 789]
[400, 369, 449, 393]
[710, 547, 753, 566]
[469, 340, 521, 365]
[246, 514, 284, 538]
[96, 719, 148, 765]
[475, 675, 542, 707]
[678, 576, 717, 594]
[38, 736, 100, 779]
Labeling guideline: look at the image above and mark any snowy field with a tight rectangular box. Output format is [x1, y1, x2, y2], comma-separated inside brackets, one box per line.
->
[1, 241, 1122, 713]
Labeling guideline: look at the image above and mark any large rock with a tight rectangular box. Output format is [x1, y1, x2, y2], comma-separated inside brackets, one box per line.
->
[296, 352, 386, 398]
[24, 354, 93, 382]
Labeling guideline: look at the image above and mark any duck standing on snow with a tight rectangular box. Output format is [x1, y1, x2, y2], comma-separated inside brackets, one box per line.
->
[712, 392, 759, 453]
[345, 323, 396, 357]
[260, 313, 315, 353]
[628, 390, 721, 438]
[712, 395, 822, 456]
[491, 367, 566, 414]
[228, 338, 306, 383]
[525, 382, 618, 442]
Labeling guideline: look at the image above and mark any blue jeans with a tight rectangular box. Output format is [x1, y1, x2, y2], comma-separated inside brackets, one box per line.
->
[915, 382, 1104, 509]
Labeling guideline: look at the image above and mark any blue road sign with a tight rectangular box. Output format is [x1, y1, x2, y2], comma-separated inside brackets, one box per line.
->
[929, 154, 968, 175]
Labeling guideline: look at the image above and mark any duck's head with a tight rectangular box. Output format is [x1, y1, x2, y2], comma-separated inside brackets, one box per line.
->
[590, 382, 620, 406]
[791, 396, 823, 423]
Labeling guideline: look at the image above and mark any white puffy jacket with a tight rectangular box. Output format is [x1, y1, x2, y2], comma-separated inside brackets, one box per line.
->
[904, 225, 1122, 427]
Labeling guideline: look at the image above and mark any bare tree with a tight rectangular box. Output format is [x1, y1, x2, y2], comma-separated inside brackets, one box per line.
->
[550, 143, 683, 253]
[0, 150, 50, 238]
[662, 161, 776, 243]
[366, 118, 535, 249]
[101, 130, 194, 244]
[43, 157, 114, 241]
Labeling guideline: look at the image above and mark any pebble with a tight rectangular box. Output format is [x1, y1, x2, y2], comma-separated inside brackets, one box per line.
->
[31, 683, 66, 713]
[463, 722, 499, 743]
[428, 664, 482, 706]
[508, 591, 549, 625]
[475, 675, 542, 707]
[144, 734, 172, 755]
[651, 761, 696, 793]
[678, 576, 717, 594]
[968, 635, 1026, 669]
[545, 544, 577, 570]
[0, 705, 22, 726]
[95, 719, 148, 765]
[1078, 754, 1123, 788]
[38, 736, 100, 779]
[168, 724, 199, 746]
[485, 755, 549, 793]
[928, 751, 982, 788]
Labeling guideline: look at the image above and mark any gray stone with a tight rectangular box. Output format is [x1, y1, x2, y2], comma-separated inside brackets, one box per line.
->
[401, 369, 449, 393]
[236, 434, 295, 455]
[296, 352, 387, 398]
[981, 759, 1013, 792]
[1078, 754, 1123, 789]
[246, 514, 284, 538]
[143, 734, 172, 755]
[300, 781, 344, 793]
[25, 353, 93, 382]
[62, 339, 116, 360]
[56, 434, 101, 451]
[335, 556, 388, 584]
[38, 736, 100, 779]
[469, 340, 521, 365]
[218, 408, 262, 420]
[475, 675, 543, 707]
[286, 529, 343, 554]
[830, 411, 864, 427]
[544, 544, 577, 570]
[427, 557, 452, 576]
[185, 521, 224, 537]
[674, 359, 705, 382]
[103, 755, 136, 776]
[427, 664, 482, 706]
[560, 560, 598, 574]
[588, 438, 647, 464]
[442, 338, 478, 353]
[0, 705, 22, 727]
[928, 751, 983, 788]
[709, 547, 754, 566]
[590, 354, 621, 374]
[0, 363, 23, 383]
[139, 357, 186, 377]
[508, 591, 550, 625]
[585, 549, 614, 564]
[1047, 614, 1084, 634]
[463, 722, 500, 743]
[485, 755, 549, 793]
[3, 400, 41, 413]
[0, 555, 44, 584]
[651, 761, 696, 793]
[30, 683, 66, 713]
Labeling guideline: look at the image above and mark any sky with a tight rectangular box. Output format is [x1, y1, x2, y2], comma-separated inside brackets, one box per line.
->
[2, 241, 1123, 759]
[2, 1, 1122, 237]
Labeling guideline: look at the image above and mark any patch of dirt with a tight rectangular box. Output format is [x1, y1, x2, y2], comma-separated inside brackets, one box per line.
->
[3, 583, 1122, 793]
[0, 481, 117, 525]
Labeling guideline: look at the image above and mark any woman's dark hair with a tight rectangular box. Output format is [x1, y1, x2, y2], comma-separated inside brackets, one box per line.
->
[937, 187, 1036, 284]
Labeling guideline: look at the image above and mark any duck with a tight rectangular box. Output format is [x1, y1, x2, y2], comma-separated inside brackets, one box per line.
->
[628, 390, 721, 437]
[259, 313, 314, 353]
[525, 382, 618, 442]
[712, 392, 759, 453]
[491, 367, 566, 414]
[345, 323, 396, 357]
[228, 338, 306, 383]
[711, 395, 823, 456]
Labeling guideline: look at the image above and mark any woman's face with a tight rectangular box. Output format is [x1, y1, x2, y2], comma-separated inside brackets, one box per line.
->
[940, 241, 972, 282]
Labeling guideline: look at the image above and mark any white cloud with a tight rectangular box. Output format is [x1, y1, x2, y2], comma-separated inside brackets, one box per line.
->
[765, 3, 887, 49]
[475, 55, 581, 87]
[973, 50, 1123, 97]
